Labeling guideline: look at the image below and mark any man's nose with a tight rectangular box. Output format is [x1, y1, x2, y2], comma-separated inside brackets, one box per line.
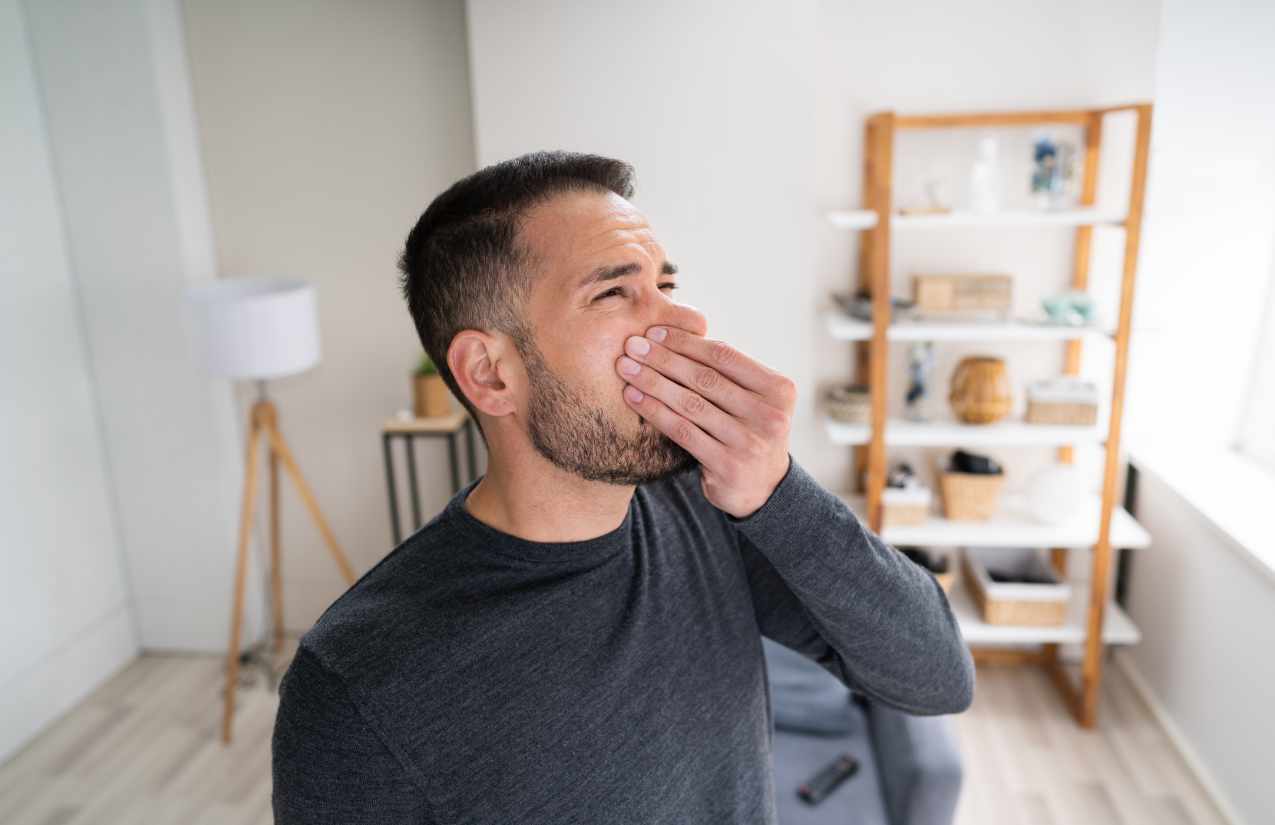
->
[652, 301, 708, 338]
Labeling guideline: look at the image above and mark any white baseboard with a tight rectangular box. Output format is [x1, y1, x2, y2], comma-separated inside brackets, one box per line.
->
[1112, 649, 1247, 825]
[0, 601, 139, 765]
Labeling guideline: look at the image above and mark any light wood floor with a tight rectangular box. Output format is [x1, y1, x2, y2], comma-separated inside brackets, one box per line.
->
[0, 640, 1229, 825]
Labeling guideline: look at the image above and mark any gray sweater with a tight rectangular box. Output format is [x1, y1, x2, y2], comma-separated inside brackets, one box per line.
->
[271, 453, 974, 824]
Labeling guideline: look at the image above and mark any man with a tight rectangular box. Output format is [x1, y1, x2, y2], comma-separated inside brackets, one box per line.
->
[271, 150, 974, 824]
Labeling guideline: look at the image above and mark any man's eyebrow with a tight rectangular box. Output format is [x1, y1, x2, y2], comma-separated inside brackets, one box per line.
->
[577, 260, 678, 291]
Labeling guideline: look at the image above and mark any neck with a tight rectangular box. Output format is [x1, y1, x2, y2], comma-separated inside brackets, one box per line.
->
[464, 453, 636, 544]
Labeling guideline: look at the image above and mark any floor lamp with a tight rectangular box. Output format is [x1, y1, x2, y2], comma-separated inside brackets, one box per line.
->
[187, 278, 357, 744]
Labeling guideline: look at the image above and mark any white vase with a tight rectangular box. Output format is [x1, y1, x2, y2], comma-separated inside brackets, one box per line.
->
[968, 136, 1002, 214]
[1024, 464, 1088, 524]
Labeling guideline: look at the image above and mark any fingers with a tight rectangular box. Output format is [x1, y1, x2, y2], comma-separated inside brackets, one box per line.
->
[616, 353, 751, 449]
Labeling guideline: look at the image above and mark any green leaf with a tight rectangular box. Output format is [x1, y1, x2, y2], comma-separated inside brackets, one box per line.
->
[415, 353, 438, 376]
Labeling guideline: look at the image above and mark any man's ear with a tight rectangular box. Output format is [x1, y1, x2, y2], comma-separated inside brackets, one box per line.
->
[447, 330, 522, 419]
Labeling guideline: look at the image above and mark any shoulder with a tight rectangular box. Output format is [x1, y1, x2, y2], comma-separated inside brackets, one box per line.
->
[273, 645, 430, 820]
[297, 511, 464, 686]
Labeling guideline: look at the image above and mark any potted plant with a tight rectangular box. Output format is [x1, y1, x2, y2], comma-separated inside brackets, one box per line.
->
[412, 353, 452, 418]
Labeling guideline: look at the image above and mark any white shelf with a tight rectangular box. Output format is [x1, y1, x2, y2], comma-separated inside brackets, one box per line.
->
[823, 309, 1111, 342]
[826, 209, 879, 229]
[947, 577, 1140, 646]
[826, 208, 1125, 230]
[823, 415, 1106, 447]
[835, 492, 1152, 549]
[896, 208, 1126, 227]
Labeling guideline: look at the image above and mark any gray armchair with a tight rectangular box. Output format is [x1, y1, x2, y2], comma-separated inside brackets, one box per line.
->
[763, 637, 964, 825]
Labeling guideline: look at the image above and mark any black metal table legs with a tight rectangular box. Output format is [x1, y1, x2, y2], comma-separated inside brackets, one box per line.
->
[382, 423, 481, 545]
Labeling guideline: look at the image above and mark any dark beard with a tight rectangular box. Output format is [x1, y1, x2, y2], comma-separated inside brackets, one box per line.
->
[520, 337, 697, 486]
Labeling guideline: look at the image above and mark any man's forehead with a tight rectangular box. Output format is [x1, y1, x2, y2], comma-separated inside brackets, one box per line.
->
[522, 191, 663, 274]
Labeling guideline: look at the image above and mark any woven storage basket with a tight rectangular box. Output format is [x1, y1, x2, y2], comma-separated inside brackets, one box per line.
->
[1026, 400, 1097, 425]
[938, 470, 1004, 520]
[963, 548, 1069, 626]
[825, 384, 870, 424]
[1025, 377, 1098, 425]
[881, 486, 931, 527]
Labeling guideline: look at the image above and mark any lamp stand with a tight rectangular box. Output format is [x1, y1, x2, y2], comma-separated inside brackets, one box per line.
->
[222, 382, 357, 744]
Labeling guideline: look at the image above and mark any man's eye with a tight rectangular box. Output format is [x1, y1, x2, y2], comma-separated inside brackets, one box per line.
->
[593, 284, 679, 302]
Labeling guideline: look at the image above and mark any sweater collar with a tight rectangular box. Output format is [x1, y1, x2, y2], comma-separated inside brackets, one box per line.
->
[445, 475, 636, 564]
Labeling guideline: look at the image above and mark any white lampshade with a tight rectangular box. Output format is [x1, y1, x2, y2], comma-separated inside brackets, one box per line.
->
[186, 278, 321, 380]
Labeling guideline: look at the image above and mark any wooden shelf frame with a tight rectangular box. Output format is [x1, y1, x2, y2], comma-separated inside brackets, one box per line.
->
[846, 103, 1154, 729]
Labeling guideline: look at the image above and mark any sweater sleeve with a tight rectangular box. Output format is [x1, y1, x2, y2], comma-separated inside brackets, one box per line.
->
[272, 646, 435, 824]
[723, 453, 975, 716]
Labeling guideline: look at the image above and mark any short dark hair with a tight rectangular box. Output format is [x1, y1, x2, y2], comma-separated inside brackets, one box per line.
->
[397, 150, 636, 444]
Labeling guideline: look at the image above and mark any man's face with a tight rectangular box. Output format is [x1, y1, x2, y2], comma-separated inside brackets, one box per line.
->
[514, 189, 707, 486]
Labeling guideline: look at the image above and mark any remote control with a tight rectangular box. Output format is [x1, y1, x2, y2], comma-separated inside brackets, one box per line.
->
[797, 752, 860, 805]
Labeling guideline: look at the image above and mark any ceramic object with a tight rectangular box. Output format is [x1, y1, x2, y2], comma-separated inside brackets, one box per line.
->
[904, 341, 935, 421]
[1024, 464, 1088, 524]
[948, 356, 1012, 424]
[1041, 290, 1095, 325]
[826, 383, 870, 424]
[969, 135, 1002, 213]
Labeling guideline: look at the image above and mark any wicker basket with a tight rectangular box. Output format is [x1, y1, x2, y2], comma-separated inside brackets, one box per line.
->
[825, 383, 870, 424]
[938, 470, 1004, 520]
[1025, 377, 1098, 425]
[881, 486, 931, 527]
[1026, 400, 1097, 425]
[963, 547, 1069, 626]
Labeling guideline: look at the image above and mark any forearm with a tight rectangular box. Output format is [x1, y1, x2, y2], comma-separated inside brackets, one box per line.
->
[728, 454, 975, 715]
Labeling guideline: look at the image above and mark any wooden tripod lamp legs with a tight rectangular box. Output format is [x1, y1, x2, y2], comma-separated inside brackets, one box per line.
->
[222, 400, 357, 744]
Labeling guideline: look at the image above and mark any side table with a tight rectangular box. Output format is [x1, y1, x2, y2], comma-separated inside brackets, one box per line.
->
[382, 409, 478, 544]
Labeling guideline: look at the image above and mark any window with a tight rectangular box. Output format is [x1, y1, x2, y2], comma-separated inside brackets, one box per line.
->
[1235, 219, 1275, 477]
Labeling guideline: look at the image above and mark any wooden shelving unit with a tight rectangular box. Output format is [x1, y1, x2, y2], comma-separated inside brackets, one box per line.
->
[829, 104, 1153, 728]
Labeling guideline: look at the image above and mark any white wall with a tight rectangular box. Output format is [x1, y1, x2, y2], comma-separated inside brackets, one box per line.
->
[0, 0, 137, 763]
[1119, 1, 1275, 822]
[182, 0, 478, 630]
[467, 0, 821, 464]
[22, 0, 258, 654]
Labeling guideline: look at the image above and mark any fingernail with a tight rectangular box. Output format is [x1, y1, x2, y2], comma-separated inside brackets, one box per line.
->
[627, 335, 650, 356]
[618, 356, 640, 376]
[647, 327, 667, 343]
[625, 385, 644, 403]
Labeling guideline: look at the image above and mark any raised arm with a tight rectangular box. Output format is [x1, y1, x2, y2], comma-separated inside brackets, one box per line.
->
[725, 453, 975, 716]
[612, 322, 973, 715]
[272, 646, 435, 824]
